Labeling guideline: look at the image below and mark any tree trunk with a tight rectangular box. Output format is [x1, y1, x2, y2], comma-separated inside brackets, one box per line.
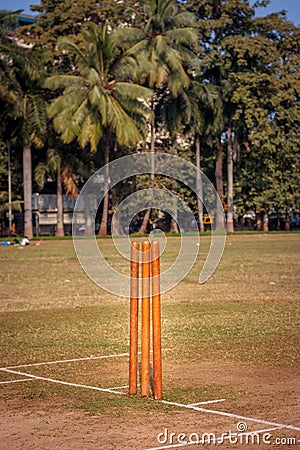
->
[56, 172, 64, 237]
[263, 211, 269, 232]
[215, 140, 224, 231]
[215, 141, 223, 203]
[227, 125, 234, 232]
[84, 190, 93, 236]
[150, 113, 155, 183]
[170, 141, 179, 233]
[139, 207, 150, 234]
[256, 213, 262, 231]
[139, 208, 151, 234]
[170, 218, 179, 233]
[195, 134, 204, 232]
[23, 145, 33, 238]
[99, 130, 110, 236]
[285, 216, 290, 231]
[139, 112, 155, 234]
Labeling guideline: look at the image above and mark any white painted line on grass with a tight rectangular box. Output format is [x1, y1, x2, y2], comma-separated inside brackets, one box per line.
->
[0, 352, 130, 370]
[0, 378, 33, 385]
[0, 368, 126, 396]
[0, 348, 174, 371]
[112, 384, 141, 390]
[2, 357, 298, 437]
[145, 427, 283, 450]
[111, 385, 130, 390]
[188, 399, 226, 406]
[161, 400, 300, 431]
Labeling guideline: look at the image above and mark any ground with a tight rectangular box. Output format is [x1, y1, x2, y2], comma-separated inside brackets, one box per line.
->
[0, 234, 299, 449]
[1, 362, 299, 449]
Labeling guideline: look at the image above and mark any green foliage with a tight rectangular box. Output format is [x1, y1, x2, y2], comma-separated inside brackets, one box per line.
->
[45, 23, 153, 151]
[1, 0, 299, 232]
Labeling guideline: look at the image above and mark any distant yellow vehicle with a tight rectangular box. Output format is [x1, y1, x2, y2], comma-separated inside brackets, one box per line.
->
[203, 214, 214, 225]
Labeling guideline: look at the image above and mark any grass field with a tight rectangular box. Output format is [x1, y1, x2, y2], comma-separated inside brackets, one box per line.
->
[0, 234, 299, 449]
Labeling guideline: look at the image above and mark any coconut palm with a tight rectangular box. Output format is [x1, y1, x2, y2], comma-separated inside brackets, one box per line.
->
[184, 80, 222, 232]
[45, 22, 152, 236]
[120, 0, 199, 95]
[35, 148, 79, 236]
[0, 29, 47, 238]
[157, 76, 222, 231]
[116, 0, 199, 232]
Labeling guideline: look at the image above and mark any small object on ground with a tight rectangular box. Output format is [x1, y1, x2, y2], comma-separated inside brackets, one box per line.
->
[0, 241, 10, 246]
[20, 236, 30, 246]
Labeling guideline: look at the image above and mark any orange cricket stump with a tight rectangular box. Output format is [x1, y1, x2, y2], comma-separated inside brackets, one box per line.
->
[141, 241, 151, 397]
[151, 241, 163, 400]
[129, 241, 139, 395]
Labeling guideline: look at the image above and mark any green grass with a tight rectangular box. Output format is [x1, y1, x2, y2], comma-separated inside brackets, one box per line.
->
[0, 234, 299, 414]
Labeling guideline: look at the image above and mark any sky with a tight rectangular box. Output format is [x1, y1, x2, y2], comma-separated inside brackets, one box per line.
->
[0, 0, 299, 25]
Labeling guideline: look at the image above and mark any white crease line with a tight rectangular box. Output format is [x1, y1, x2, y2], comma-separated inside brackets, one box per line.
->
[1, 364, 299, 435]
[112, 383, 141, 390]
[145, 427, 283, 450]
[0, 348, 174, 371]
[111, 385, 130, 390]
[0, 368, 126, 396]
[161, 400, 300, 431]
[0, 353, 130, 370]
[0, 378, 33, 385]
[188, 399, 226, 406]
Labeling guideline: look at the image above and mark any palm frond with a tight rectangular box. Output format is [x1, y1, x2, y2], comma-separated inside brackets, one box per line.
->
[170, 12, 198, 28]
[25, 95, 47, 146]
[113, 27, 145, 47]
[34, 162, 48, 189]
[61, 165, 79, 197]
[114, 82, 153, 101]
[44, 75, 86, 91]
[166, 28, 198, 48]
[109, 97, 142, 146]
[78, 114, 103, 151]
[57, 36, 87, 64]
[47, 148, 61, 173]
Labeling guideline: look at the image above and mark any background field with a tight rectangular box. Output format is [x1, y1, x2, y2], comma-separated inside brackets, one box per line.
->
[0, 234, 299, 449]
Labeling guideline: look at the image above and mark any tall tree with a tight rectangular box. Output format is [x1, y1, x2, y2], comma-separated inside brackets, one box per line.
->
[158, 77, 221, 231]
[230, 15, 300, 229]
[187, 0, 255, 231]
[0, 26, 46, 238]
[117, 0, 199, 232]
[26, 0, 112, 47]
[35, 148, 79, 236]
[45, 23, 152, 235]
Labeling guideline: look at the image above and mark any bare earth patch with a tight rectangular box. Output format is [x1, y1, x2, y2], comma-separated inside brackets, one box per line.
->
[1, 362, 299, 449]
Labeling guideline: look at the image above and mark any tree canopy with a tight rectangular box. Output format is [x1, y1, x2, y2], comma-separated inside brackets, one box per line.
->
[0, 0, 299, 236]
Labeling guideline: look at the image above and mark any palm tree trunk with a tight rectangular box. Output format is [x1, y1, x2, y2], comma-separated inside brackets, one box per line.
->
[139, 208, 151, 234]
[139, 113, 155, 234]
[263, 210, 269, 232]
[284, 212, 290, 231]
[170, 141, 179, 234]
[256, 212, 262, 231]
[227, 124, 234, 232]
[195, 134, 204, 232]
[56, 173, 64, 237]
[84, 190, 93, 236]
[23, 145, 33, 238]
[215, 140, 224, 231]
[99, 130, 110, 236]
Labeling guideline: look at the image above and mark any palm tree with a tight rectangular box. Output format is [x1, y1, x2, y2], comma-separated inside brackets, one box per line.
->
[185, 81, 221, 232]
[158, 76, 222, 231]
[116, 0, 199, 233]
[0, 29, 46, 238]
[35, 148, 78, 237]
[45, 23, 152, 236]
